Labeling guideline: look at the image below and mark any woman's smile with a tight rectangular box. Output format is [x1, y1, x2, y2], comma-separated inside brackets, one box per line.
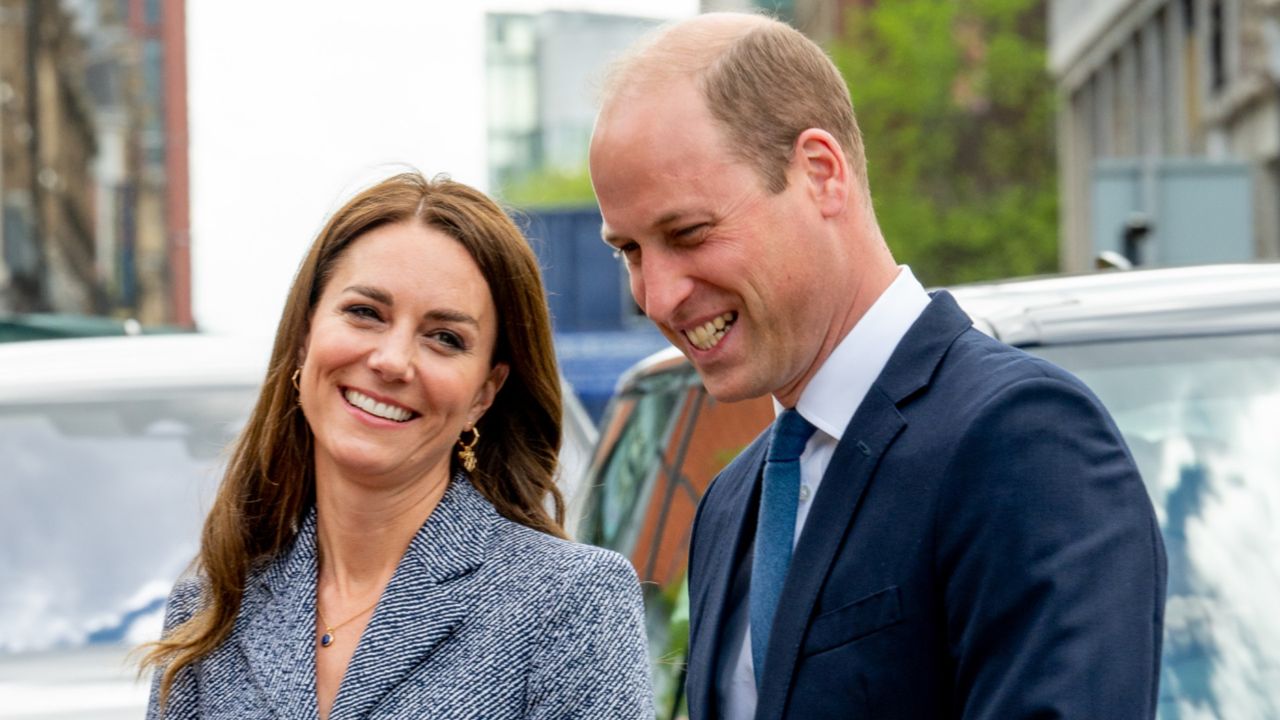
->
[341, 386, 418, 423]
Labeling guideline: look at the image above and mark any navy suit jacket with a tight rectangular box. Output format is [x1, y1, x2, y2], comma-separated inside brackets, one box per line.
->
[686, 291, 1166, 719]
[148, 476, 653, 719]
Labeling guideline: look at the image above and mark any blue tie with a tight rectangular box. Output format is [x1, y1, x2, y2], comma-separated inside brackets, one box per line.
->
[750, 409, 816, 686]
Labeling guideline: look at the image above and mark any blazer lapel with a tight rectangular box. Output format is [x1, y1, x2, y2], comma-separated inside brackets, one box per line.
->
[754, 291, 974, 720]
[686, 432, 768, 719]
[329, 476, 492, 720]
[237, 511, 322, 720]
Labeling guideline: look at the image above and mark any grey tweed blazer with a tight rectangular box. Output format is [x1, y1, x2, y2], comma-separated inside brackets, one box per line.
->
[148, 476, 654, 719]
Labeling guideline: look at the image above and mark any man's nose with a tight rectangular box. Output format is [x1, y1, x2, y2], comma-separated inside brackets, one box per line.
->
[633, 250, 694, 324]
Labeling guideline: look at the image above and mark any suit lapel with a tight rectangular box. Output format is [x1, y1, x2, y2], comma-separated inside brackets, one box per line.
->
[686, 432, 768, 719]
[237, 511, 322, 720]
[329, 476, 492, 719]
[754, 291, 974, 720]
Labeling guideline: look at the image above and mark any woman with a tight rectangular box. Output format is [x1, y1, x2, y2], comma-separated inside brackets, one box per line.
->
[141, 173, 652, 719]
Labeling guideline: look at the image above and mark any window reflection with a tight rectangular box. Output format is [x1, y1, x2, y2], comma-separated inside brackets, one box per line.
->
[1036, 332, 1280, 719]
[0, 389, 254, 653]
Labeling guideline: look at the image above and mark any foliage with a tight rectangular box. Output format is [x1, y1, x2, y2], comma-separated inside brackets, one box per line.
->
[830, 0, 1058, 285]
[499, 167, 597, 209]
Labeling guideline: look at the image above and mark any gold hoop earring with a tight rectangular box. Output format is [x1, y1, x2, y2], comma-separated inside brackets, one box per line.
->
[292, 368, 302, 405]
[457, 426, 480, 473]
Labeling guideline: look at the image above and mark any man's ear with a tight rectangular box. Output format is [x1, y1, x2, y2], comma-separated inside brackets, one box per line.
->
[469, 362, 510, 426]
[793, 128, 850, 218]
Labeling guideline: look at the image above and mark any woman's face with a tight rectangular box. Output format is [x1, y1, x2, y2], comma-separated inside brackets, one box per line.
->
[299, 221, 508, 488]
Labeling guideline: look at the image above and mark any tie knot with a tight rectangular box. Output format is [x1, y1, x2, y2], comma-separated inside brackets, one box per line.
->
[768, 409, 816, 463]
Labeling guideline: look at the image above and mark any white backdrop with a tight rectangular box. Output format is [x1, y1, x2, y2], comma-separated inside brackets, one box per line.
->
[188, 0, 696, 336]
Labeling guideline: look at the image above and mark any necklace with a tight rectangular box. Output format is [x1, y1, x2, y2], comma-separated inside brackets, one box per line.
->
[317, 596, 380, 648]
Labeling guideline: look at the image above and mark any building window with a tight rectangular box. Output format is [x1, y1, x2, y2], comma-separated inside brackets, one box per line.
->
[1209, 0, 1227, 93]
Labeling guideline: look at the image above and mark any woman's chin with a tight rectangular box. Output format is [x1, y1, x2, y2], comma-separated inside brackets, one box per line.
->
[316, 443, 448, 489]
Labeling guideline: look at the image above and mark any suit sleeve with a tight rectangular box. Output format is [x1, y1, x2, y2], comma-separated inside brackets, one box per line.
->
[526, 548, 655, 720]
[145, 576, 204, 720]
[936, 375, 1166, 719]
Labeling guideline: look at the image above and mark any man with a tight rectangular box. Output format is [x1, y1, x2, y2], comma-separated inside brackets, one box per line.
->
[589, 12, 1166, 720]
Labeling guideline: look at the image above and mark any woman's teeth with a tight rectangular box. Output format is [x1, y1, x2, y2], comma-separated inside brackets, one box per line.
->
[344, 389, 413, 422]
[685, 312, 735, 351]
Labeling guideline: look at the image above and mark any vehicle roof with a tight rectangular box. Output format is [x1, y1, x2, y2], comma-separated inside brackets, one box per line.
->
[949, 263, 1280, 346]
[612, 263, 1280, 393]
[612, 345, 689, 394]
[0, 334, 273, 403]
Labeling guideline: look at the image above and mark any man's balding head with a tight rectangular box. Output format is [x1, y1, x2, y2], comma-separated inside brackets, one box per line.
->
[600, 13, 868, 198]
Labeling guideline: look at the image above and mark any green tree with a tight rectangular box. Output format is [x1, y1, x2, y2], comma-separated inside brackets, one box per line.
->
[499, 167, 597, 209]
[831, 0, 1058, 285]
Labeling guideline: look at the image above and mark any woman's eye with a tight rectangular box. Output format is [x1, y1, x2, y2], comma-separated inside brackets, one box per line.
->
[345, 305, 381, 321]
[431, 331, 465, 350]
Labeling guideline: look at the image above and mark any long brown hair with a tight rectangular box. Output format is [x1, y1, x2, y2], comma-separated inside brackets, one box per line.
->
[141, 172, 565, 705]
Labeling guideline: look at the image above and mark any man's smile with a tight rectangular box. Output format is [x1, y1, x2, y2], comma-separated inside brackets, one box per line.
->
[683, 311, 737, 351]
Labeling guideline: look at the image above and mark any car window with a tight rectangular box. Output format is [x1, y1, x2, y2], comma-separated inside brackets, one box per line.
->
[581, 369, 689, 553]
[580, 361, 772, 720]
[1033, 331, 1280, 719]
[0, 388, 255, 654]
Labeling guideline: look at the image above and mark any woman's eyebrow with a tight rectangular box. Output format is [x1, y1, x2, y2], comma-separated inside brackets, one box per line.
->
[345, 285, 478, 327]
[425, 309, 479, 328]
[345, 285, 393, 305]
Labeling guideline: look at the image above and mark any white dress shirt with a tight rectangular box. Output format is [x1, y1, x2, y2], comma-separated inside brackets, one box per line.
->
[716, 266, 931, 720]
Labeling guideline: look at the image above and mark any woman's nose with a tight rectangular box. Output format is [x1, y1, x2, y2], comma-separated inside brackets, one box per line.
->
[367, 330, 415, 382]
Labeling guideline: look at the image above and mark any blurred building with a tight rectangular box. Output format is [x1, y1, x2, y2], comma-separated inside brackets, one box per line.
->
[0, 0, 190, 326]
[486, 11, 662, 192]
[1051, 0, 1280, 271]
[0, 0, 99, 314]
[486, 11, 672, 418]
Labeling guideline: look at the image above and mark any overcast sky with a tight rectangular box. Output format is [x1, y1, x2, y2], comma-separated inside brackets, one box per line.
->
[188, 0, 697, 336]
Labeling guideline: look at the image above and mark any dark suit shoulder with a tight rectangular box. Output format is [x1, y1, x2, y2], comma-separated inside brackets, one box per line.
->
[925, 326, 1103, 417]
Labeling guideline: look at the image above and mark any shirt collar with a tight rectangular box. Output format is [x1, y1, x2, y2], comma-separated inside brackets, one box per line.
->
[774, 265, 930, 440]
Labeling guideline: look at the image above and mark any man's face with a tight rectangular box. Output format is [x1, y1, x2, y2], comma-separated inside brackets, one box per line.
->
[590, 80, 844, 404]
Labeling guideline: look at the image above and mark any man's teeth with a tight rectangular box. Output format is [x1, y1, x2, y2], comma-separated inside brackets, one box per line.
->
[344, 389, 413, 422]
[685, 312, 736, 351]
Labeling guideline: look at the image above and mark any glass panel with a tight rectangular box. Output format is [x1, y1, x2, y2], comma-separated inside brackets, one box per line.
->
[0, 388, 256, 653]
[1033, 332, 1280, 719]
[583, 370, 689, 553]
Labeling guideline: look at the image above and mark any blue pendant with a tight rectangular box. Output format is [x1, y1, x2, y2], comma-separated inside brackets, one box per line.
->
[321, 632, 334, 647]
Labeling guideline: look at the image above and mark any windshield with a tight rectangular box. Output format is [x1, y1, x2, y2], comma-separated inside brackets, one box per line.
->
[0, 388, 254, 654]
[1032, 331, 1280, 719]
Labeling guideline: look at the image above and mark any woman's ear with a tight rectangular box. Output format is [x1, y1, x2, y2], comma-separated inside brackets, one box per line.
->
[469, 362, 510, 426]
[297, 329, 310, 369]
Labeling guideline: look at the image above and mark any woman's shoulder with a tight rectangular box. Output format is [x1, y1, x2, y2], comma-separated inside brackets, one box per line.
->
[159, 572, 208, 632]
[488, 519, 639, 593]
